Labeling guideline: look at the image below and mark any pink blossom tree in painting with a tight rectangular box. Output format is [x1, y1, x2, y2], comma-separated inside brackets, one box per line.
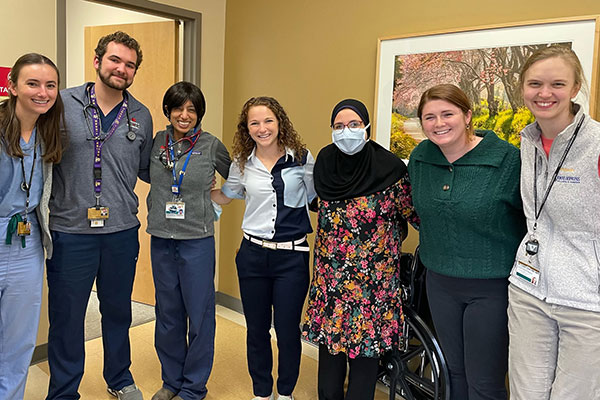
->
[389, 43, 570, 158]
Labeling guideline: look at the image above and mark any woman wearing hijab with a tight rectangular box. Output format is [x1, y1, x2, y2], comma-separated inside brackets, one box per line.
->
[303, 99, 419, 400]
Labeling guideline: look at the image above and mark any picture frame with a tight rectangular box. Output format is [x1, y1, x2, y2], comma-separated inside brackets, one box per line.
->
[374, 16, 600, 156]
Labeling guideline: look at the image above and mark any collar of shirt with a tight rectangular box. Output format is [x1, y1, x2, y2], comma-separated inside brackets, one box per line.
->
[246, 146, 295, 164]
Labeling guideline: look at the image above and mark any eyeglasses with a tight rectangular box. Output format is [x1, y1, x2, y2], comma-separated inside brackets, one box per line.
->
[332, 120, 364, 134]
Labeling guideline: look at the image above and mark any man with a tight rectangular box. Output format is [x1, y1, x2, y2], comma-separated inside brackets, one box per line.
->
[46, 31, 153, 400]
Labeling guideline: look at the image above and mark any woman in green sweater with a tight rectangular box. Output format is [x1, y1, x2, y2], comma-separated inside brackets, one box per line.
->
[407, 84, 525, 400]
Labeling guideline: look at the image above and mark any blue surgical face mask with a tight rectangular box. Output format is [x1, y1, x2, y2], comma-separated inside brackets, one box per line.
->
[331, 124, 370, 155]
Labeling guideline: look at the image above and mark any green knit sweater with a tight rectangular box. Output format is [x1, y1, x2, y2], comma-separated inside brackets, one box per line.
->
[407, 131, 526, 279]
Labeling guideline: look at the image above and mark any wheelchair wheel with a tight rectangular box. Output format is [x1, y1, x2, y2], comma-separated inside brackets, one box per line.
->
[378, 307, 450, 400]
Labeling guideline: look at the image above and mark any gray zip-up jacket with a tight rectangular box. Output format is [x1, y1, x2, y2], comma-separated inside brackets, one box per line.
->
[37, 152, 53, 258]
[146, 126, 231, 239]
[510, 105, 600, 312]
[49, 83, 153, 235]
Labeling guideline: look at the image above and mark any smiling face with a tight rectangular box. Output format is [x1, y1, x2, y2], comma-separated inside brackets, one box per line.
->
[522, 56, 580, 131]
[247, 105, 279, 150]
[9, 63, 59, 119]
[169, 99, 198, 137]
[94, 41, 138, 91]
[420, 99, 472, 153]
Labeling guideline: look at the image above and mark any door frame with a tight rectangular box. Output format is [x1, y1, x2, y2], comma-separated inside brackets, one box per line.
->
[56, 0, 202, 88]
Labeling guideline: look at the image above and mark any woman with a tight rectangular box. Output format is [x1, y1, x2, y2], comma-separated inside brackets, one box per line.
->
[211, 96, 315, 400]
[0, 53, 63, 399]
[408, 84, 525, 400]
[303, 99, 418, 400]
[508, 46, 600, 399]
[147, 81, 231, 400]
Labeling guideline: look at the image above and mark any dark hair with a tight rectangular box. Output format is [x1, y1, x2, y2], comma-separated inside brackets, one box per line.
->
[0, 53, 64, 162]
[95, 31, 143, 70]
[519, 45, 586, 114]
[331, 98, 371, 138]
[233, 96, 306, 173]
[162, 82, 206, 127]
[417, 84, 474, 138]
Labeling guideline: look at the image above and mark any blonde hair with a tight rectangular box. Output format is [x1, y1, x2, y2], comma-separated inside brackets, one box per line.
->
[519, 45, 586, 114]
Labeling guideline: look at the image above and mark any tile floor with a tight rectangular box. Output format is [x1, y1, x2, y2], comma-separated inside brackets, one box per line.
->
[25, 306, 391, 399]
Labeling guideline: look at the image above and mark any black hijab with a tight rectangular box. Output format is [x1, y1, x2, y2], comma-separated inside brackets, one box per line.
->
[313, 99, 408, 201]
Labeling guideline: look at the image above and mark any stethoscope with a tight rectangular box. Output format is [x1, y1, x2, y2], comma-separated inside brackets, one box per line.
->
[83, 89, 136, 142]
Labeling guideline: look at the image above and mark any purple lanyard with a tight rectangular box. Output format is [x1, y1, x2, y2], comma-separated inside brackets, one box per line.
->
[88, 84, 128, 196]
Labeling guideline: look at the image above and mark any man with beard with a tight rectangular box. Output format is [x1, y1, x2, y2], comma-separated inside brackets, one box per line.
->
[46, 31, 152, 400]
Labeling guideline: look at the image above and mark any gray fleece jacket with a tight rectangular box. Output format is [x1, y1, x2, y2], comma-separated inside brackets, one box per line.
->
[510, 105, 600, 312]
[146, 125, 231, 239]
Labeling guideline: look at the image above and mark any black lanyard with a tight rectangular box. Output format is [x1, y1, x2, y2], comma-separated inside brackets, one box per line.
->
[532, 116, 584, 230]
[20, 131, 39, 216]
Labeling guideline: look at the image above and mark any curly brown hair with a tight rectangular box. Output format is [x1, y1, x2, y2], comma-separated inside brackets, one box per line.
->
[232, 96, 307, 172]
[95, 31, 143, 70]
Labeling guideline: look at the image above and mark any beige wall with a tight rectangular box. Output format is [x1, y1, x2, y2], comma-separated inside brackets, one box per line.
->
[218, 0, 600, 298]
[0, 2, 57, 67]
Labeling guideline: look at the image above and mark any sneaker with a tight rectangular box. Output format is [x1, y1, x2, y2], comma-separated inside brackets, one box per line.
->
[107, 383, 144, 400]
[151, 387, 175, 400]
[251, 395, 274, 400]
[277, 396, 294, 400]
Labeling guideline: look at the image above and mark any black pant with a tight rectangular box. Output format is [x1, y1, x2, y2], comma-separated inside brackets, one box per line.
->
[426, 270, 508, 400]
[236, 239, 310, 397]
[317, 345, 380, 400]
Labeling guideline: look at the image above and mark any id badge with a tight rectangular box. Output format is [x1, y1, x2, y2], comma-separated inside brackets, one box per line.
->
[17, 221, 31, 236]
[88, 207, 109, 228]
[513, 260, 540, 286]
[165, 201, 185, 219]
[87, 207, 109, 220]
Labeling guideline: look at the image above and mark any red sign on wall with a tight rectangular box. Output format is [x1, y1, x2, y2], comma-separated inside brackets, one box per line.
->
[0, 66, 12, 97]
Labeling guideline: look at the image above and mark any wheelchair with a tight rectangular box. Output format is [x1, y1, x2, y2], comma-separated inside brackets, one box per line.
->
[377, 247, 450, 400]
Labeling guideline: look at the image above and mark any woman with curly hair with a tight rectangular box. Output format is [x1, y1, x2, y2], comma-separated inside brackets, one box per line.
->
[211, 96, 315, 400]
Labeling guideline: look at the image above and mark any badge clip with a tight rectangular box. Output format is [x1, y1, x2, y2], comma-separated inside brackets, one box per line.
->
[525, 239, 539, 255]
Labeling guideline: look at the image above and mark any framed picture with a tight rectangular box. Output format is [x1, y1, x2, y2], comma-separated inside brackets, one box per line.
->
[374, 16, 600, 157]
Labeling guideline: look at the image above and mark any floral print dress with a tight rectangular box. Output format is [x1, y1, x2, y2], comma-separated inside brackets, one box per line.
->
[302, 177, 419, 358]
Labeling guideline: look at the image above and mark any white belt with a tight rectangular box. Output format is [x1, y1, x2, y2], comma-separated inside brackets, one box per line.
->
[243, 233, 310, 252]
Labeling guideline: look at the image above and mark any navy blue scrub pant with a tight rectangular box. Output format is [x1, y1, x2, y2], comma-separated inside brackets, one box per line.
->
[151, 236, 215, 400]
[426, 270, 509, 400]
[45, 227, 139, 400]
[235, 238, 310, 398]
